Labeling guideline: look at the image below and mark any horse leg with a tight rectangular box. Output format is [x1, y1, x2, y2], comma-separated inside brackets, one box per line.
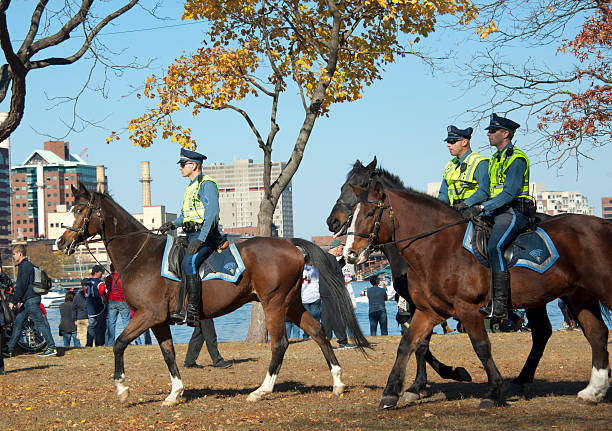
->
[460, 313, 505, 408]
[569, 294, 610, 403]
[507, 305, 551, 397]
[151, 323, 185, 406]
[287, 300, 346, 396]
[380, 310, 435, 409]
[113, 311, 153, 404]
[246, 305, 290, 402]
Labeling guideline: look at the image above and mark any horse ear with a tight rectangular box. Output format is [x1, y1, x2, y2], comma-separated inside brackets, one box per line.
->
[78, 182, 91, 199]
[70, 184, 80, 198]
[355, 159, 363, 168]
[366, 156, 377, 170]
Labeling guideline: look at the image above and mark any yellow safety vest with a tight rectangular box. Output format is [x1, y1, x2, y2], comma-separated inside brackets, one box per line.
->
[182, 175, 219, 223]
[443, 151, 488, 205]
[488, 146, 531, 200]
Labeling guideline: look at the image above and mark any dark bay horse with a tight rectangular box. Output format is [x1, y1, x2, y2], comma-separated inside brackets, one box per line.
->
[328, 158, 559, 401]
[327, 157, 473, 402]
[56, 183, 369, 406]
[344, 176, 611, 408]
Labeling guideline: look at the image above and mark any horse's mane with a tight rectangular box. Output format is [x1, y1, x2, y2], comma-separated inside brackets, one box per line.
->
[97, 191, 148, 230]
[374, 166, 458, 214]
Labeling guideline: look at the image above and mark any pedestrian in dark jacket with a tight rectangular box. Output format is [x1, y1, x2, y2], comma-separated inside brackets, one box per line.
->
[72, 282, 88, 347]
[4, 244, 56, 357]
[85, 265, 107, 347]
[367, 275, 388, 336]
[59, 291, 80, 347]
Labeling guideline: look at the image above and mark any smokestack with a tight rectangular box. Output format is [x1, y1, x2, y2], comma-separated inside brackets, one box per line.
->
[96, 165, 106, 193]
[140, 161, 151, 207]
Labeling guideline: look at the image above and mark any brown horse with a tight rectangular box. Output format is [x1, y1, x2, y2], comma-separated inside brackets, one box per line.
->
[56, 183, 369, 405]
[344, 178, 611, 409]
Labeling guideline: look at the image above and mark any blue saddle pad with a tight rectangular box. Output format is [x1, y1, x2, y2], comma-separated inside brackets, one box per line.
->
[161, 235, 245, 282]
[462, 222, 559, 274]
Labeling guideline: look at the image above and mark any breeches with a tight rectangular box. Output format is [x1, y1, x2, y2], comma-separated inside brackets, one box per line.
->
[182, 232, 220, 275]
[487, 207, 528, 271]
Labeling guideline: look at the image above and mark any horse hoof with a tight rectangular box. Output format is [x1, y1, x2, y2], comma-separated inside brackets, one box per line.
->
[455, 367, 472, 382]
[478, 398, 496, 408]
[505, 382, 525, 399]
[401, 391, 420, 404]
[379, 394, 399, 410]
[162, 399, 177, 407]
[577, 391, 601, 404]
[118, 388, 130, 404]
[333, 384, 345, 395]
[247, 392, 262, 402]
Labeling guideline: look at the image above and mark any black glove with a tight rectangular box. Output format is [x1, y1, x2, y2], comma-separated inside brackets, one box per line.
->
[159, 221, 175, 234]
[462, 205, 484, 220]
[187, 239, 204, 254]
[454, 202, 469, 212]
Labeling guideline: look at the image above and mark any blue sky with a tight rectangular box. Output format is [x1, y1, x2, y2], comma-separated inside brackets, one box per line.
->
[4, 1, 611, 239]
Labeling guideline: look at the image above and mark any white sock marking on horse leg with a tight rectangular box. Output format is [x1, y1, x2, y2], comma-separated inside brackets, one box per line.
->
[343, 203, 361, 259]
[331, 364, 345, 394]
[578, 366, 610, 402]
[247, 372, 278, 401]
[165, 374, 185, 403]
[115, 373, 129, 398]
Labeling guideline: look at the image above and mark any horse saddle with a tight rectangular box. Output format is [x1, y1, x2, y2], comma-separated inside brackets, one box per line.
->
[462, 221, 560, 274]
[161, 234, 245, 283]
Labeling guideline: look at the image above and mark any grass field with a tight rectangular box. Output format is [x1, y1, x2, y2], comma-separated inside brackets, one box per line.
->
[0, 330, 610, 430]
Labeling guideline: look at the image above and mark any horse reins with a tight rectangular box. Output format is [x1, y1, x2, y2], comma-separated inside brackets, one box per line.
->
[347, 194, 468, 254]
[62, 192, 161, 279]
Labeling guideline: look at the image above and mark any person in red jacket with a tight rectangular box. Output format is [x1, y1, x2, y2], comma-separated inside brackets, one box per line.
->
[104, 264, 131, 346]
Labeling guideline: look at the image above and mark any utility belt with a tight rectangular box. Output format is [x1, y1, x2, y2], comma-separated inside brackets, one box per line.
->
[182, 221, 202, 234]
[511, 198, 536, 218]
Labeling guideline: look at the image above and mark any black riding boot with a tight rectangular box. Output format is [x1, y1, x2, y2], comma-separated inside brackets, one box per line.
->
[185, 273, 202, 327]
[479, 270, 509, 319]
[170, 279, 187, 324]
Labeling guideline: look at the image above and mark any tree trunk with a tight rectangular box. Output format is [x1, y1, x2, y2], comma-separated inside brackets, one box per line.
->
[244, 199, 275, 342]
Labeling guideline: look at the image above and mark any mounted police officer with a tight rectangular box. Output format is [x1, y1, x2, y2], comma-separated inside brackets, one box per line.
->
[463, 114, 534, 319]
[159, 148, 222, 327]
[437, 125, 489, 210]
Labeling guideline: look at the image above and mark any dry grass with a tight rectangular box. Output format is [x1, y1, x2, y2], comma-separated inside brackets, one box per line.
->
[0, 330, 610, 430]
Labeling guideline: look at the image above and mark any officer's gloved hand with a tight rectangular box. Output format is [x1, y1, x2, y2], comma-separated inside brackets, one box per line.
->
[454, 202, 469, 213]
[187, 239, 204, 254]
[159, 221, 175, 234]
[462, 205, 483, 221]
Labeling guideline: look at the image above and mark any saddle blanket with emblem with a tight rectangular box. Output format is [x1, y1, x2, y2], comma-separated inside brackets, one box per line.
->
[161, 234, 245, 283]
[462, 222, 559, 274]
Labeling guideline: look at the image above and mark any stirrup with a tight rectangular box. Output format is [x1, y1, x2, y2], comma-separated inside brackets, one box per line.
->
[185, 304, 199, 327]
[170, 311, 187, 325]
[479, 301, 493, 317]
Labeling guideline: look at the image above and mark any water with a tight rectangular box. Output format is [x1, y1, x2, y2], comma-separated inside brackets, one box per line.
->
[45, 281, 570, 346]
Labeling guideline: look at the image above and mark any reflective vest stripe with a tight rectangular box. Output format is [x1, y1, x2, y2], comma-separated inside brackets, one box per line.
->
[182, 175, 219, 223]
[443, 152, 488, 205]
[488, 147, 531, 200]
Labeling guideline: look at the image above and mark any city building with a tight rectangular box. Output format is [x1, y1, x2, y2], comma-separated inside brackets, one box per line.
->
[11, 141, 101, 241]
[602, 197, 612, 220]
[0, 113, 11, 252]
[537, 191, 594, 216]
[203, 158, 294, 237]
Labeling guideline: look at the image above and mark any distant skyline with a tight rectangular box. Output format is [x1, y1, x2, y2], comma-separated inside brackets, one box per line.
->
[4, 2, 610, 239]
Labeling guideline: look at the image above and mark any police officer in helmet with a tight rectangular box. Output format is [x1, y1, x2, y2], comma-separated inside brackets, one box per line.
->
[438, 125, 489, 211]
[463, 114, 534, 319]
[159, 148, 222, 327]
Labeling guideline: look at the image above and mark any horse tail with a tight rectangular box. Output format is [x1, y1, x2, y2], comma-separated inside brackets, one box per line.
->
[601, 302, 612, 328]
[290, 238, 371, 353]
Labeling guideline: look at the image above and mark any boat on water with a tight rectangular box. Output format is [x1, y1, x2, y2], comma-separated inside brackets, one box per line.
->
[41, 287, 67, 308]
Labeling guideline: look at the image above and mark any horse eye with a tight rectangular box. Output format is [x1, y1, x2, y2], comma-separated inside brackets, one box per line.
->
[366, 209, 375, 217]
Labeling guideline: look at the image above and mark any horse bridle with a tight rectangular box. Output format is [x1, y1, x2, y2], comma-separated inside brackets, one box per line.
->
[61, 192, 152, 276]
[346, 189, 468, 254]
[346, 191, 396, 255]
[62, 192, 101, 255]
